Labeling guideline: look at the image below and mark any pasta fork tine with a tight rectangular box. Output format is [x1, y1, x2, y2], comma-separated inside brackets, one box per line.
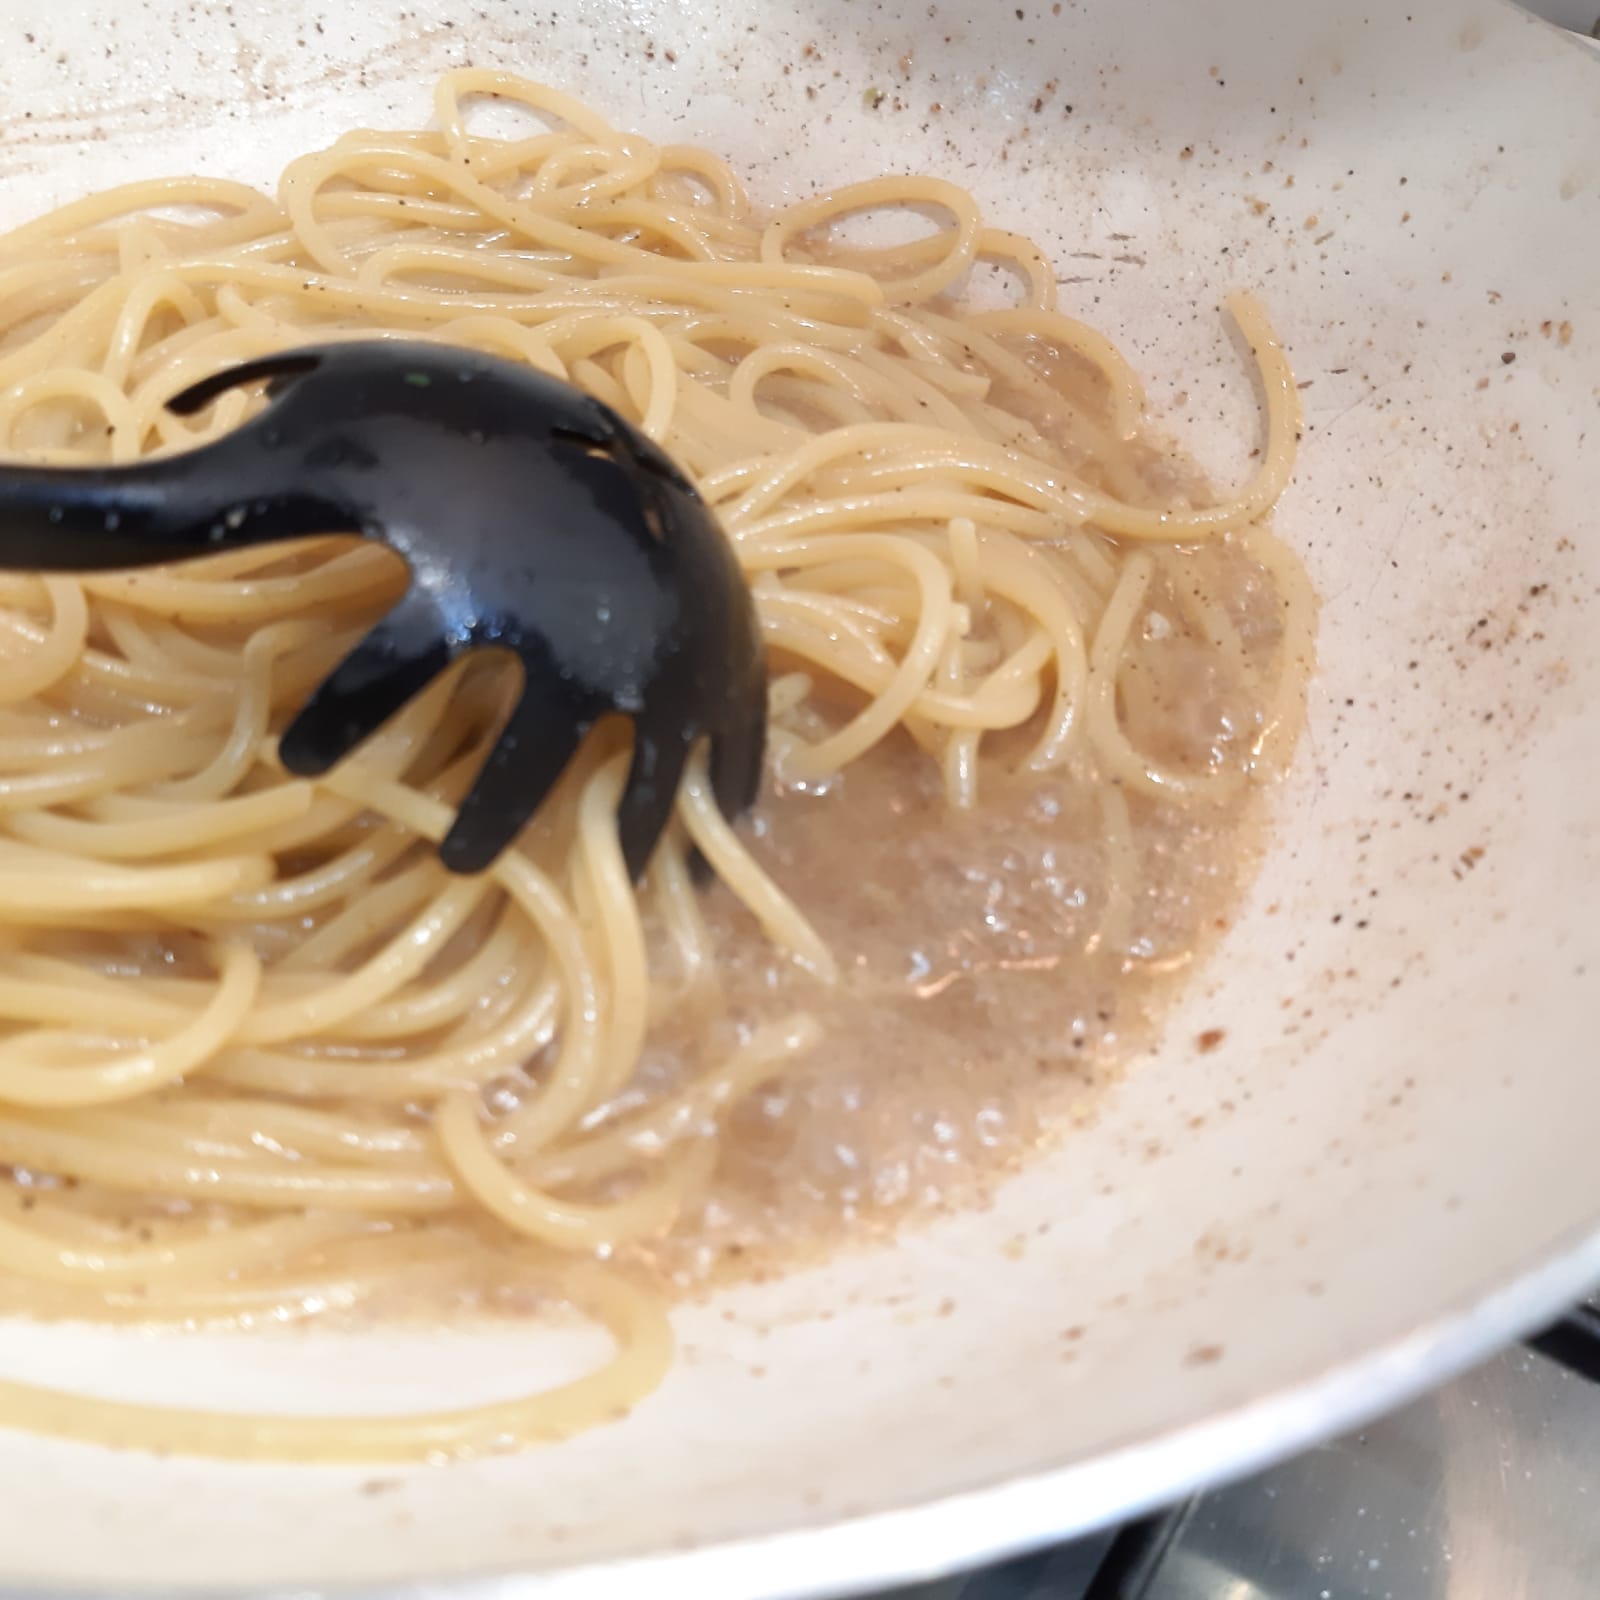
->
[0, 341, 768, 877]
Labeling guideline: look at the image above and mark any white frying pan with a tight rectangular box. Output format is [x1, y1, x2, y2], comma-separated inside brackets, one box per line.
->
[0, 0, 1595, 1593]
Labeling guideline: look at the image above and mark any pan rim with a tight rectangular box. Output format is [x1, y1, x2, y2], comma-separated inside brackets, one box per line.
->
[17, 1223, 1593, 1600]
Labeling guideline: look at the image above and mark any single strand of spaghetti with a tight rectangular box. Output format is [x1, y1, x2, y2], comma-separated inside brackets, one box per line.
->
[523, 1016, 821, 1186]
[0, 279, 133, 390]
[1093, 779, 1137, 958]
[1085, 552, 1243, 801]
[937, 627, 981, 808]
[761, 176, 982, 303]
[946, 516, 985, 612]
[79, 547, 389, 620]
[537, 314, 678, 439]
[882, 356, 994, 408]
[0, 579, 88, 703]
[1155, 547, 1259, 694]
[1067, 294, 1299, 540]
[433, 67, 622, 150]
[808, 221, 981, 283]
[7, 783, 312, 860]
[756, 608, 1044, 731]
[870, 305, 969, 365]
[286, 145, 714, 283]
[0, 1117, 455, 1211]
[915, 316, 1147, 502]
[574, 757, 649, 1102]
[176, 786, 372, 871]
[654, 143, 751, 217]
[158, 627, 333, 804]
[974, 228, 1059, 311]
[484, 857, 608, 1150]
[560, 198, 717, 262]
[234, 878, 490, 1046]
[50, 1232, 481, 1323]
[665, 305, 876, 359]
[0, 613, 221, 707]
[852, 346, 990, 434]
[671, 373, 806, 463]
[736, 487, 1063, 546]
[432, 315, 569, 377]
[440, 1092, 715, 1249]
[0, 849, 270, 911]
[838, 431, 1096, 504]
[677, 751, 835, 981]
[746, 536, 954, 774]
[616, 340, 676, 441]
[76, 1104, 415, 1177]
[354, 241, 575, 296]
[276, 859, 449, 975]
[526, 140, 661, 205]
[0, 1192, 131, 1246]
[61, 1257, 468, 1327]
[0, 571, 52, 611]
[952, 527, 1089, 770]
[1018, 540, 1109, 620]
[321, 914, 530, 1041]
[101, 272, 210, 399]
[943, 722, 981, 808]
[114, 536, 368, 585]
[205, 824, 418, 921]
[11, 1258, 458, 1329]
[648, 832, 715, 998]
[1236, 521, 1317, 775]
[0, 945, 258, 1108]
[15, 1099, 285, 1167]
[582, 262, 886, 312]
[113, 216, 172, 276]
[718, 420, 1076, 523]
[127, 601, 328, 684]
[0, 366, 140, 455]
[0, 719, 211, 792]
[0, 177, 277, 253]
[735, 345, 973, 435]
[128, 318, 260, 395]
[96, 605, 243, 680]
[211, 973, 559, 1101]
[456, 132, 576, 184]
[0, 972, 192, 1034]
[566, 355, 634, 421]
[0, 258, 108, 320]
[757, 372, 881, 431]
[0, 1209, 360, 1289]
[755, 588, 901, 664]
[960, 625, 1057, 701]
[312, 190, 506, 233]
[145, 1097, 428, 1163]
[0, 1266, 671, 1461]
[966, 306, 1146, 437]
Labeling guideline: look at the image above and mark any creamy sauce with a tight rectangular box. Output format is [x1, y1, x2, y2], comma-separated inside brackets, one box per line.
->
[630, 513, 1289, 1293]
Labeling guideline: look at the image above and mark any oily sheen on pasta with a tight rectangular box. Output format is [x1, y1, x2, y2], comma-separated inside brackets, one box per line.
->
[0, 72, 1313, 1460]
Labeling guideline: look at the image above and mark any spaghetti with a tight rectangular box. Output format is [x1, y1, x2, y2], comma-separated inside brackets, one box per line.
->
[0, 71, 1314, 1459]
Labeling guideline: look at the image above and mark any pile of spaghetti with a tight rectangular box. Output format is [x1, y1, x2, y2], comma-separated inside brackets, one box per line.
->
[0, 72, 1312, 1459]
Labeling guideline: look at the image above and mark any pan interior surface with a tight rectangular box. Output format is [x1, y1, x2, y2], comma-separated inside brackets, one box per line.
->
[0, 0, 1594, 1592]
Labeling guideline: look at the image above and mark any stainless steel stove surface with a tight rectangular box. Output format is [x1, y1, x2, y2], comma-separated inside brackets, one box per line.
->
[889, 1300, 1600, 1600]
